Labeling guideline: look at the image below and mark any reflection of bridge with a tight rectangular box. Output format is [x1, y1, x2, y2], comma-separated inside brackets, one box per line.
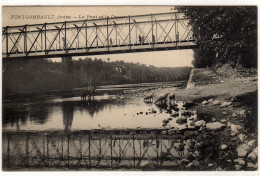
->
[2, 12, 195, 59]
[2, 130, 200, 170]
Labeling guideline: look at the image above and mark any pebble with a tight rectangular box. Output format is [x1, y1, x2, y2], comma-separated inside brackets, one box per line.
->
[248, 140, 257, 147]
[208, 163, 214, 167]
[206, 122, 225, 130]
[161, 130, 167, 135]
[216, 167, 223, 171]
[235, 164, 243, 170]
[220, 119, 227, 123]
[186, 162, 193, 168]
[239, 133, 246, 142]
[248, 147, 257, 161]
[247, 162, 258, 169]
[208, 99, 213, 103]
[220, 144, 228, 150]
[220, 101, 232, 108]
[234, 158, 245, 165]
[230, 124, 242, 136]
[222, 112, 227, 115]
[212, 117, 216, 122]
[232, 113, 237, 118]
[193, 160, 200, 167]
[237, 144, 250, 157]
[202, 100, 208, 105]
[195, 120, 206, 127]
[239, 110, 246, 116]
[181, 159, 189, 163]
[213, 100, 221, 105]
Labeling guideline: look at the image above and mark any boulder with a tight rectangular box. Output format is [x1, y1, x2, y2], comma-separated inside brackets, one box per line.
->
[239, 133, 246, 142]
[248, 140, 257, 147]
[230, 124, 242, 136]
[235, 164, 243, 170]
[248, 147, 258, 161]
[181, 159, 189, 163]
[213, 100, 221, 105]
[247, 162, 258, 169]
[220, 101, 232, 108]
[220, 144, 228, 150]
[234, 158, 245, 165]
[201, 100, 208, 105]
[237, 144, 250, 157]
[195, 120, 206, 127]
[208, 163, 214, 167]
[206, 122, 225, 130]
[220, 119, 227, 123]
[208, 99, 213, 103]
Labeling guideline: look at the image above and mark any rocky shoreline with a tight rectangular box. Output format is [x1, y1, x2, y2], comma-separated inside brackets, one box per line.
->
[121, 67, 258, 171]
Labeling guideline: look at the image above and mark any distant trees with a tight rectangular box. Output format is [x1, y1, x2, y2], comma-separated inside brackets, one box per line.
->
[176, 6, 257, 68]
[3, 58, 192, 94]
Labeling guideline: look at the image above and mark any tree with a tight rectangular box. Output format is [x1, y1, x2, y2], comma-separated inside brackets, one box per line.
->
[176, 6, 257, 68]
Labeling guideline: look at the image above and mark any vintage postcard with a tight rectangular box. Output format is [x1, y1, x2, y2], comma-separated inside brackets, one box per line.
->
[1, 5, 258, 173]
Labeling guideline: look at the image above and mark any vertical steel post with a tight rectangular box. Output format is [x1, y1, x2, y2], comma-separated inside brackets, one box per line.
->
[151, 14, 154, 45]
[96, 26, 98, 47]
[129, 16, 131, 49]
[24, 25, 27, 54]
[107, 17, 109, 50]
[44, 23, 47, 53]
[41, 29, 43, 51]
[85, 22, 88, 50]
[175, 13, 177, 46]
[64, 21, 67, 51]
[5, 27, 8, 57]
[115, 24, 118, 45]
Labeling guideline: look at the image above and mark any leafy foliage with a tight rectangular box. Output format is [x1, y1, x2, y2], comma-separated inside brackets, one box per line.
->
[176, 6, 257, 68]
[3, 58, 191, 94]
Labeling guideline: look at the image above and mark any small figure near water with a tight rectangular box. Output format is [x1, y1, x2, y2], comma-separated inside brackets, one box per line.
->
[81, 79, 97, 101]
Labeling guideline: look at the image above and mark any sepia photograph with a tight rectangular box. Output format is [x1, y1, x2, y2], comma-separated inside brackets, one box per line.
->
[1, 5, 258, 172]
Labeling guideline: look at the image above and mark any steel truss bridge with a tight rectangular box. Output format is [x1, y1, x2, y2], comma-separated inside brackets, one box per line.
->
[2, 12, 195, 59]
[2, 130, 205, 170]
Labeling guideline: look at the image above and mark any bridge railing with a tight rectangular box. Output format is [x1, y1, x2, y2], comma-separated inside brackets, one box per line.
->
[2, 12, 194, 59]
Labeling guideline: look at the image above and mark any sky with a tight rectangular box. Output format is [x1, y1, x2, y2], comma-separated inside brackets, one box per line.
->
[2, 6, 194, 67]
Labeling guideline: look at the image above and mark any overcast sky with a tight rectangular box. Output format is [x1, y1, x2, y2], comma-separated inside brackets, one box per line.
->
[3, 6, 194, 67]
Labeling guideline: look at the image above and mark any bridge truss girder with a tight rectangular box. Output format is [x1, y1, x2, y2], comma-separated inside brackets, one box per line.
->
[2, 12, 195, 59]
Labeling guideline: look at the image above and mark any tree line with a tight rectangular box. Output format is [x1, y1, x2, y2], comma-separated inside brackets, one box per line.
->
[3, 57, 191, 94]
[176, 6, 257, 68]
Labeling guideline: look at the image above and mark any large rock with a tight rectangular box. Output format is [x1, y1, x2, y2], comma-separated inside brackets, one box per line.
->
[206, 122, 225, 130]
[237, 144, 250, 157]
[208, 99, 213, 103]
[220, 101, 232, 108]
[247, 162, 258, 169]
[239, 133, 246, 142]
[234, 158, 245, 165]
[235, 165, 243, 170]
[202, 100, 208, 105]
[230, 124, 242, 136]
[248, 140, 257, 147]
[195, 120, 206, 127]
[220, 144, 228, 150]
[213, 100, 221, 105]
[248, 147, 258, 161]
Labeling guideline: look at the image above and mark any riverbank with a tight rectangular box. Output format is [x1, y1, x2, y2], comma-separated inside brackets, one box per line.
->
[134, 68, 258, 170]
